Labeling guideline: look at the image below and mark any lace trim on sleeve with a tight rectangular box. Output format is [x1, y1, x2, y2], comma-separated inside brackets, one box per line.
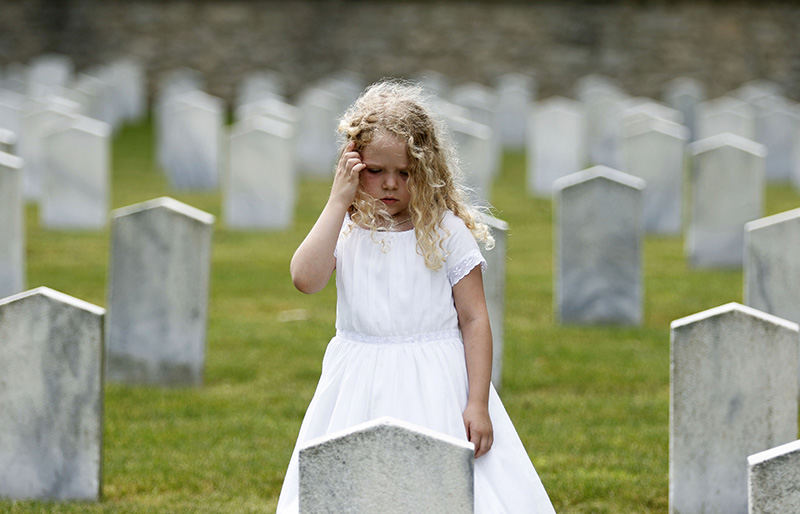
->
[447, 249, 487, 287]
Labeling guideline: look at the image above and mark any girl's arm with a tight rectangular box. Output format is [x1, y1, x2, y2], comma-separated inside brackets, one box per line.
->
[290, 141, 364, 294]
[452, 266, 494, 458]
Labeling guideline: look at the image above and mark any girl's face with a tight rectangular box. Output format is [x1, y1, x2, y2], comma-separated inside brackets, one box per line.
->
[359, 132, 411, 220]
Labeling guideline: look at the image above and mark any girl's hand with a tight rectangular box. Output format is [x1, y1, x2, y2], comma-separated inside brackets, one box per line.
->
[463, 402, 493, 458]
[330, 141, 365, 208]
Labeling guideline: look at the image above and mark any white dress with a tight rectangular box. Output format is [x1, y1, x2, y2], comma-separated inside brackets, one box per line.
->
[277, 211, 555, 513]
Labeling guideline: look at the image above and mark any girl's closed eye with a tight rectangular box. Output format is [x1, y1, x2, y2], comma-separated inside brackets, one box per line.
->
[367, 168, 382, 174]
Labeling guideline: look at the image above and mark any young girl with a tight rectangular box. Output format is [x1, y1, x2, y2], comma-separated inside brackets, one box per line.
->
[277, 79, 554, 513]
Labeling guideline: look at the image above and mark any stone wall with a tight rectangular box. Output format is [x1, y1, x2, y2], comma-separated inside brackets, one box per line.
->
[2, 1, 799, 104]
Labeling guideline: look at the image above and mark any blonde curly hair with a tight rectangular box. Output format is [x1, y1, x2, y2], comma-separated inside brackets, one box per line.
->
[337, 79, 493, 271]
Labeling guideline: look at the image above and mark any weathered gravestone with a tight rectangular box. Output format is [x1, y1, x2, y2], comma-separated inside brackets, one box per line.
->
[106, 197, 214, 386]
[670, 303, 799, 514]
[479, 214, 508, 389]
[41, 116, 110, 229]
[224, 116, 296, 229]
[0, 287, 104, 501]
[748, 439, 800, 514]
[697, 96, 755, 140]
[622, 118, 688, 234]
[527, 96, 585, 196]
[299, 417, 474, 513]
[160, 90, 223, 190]
[554, 166, 644, 325]
[687, 133, 765, 268]
[744, 208, 800, 325]
[663, 77, 705, 142]
[0, 151, 24, 298]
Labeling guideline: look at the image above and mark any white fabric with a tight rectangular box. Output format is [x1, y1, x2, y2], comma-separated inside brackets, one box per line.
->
[277, 211, 555, 513]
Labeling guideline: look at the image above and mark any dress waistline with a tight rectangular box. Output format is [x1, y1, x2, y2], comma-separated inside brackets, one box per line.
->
[335, 329, 462, 345]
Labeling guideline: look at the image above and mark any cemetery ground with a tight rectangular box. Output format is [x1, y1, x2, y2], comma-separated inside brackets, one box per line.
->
[4, 119, 800, 514]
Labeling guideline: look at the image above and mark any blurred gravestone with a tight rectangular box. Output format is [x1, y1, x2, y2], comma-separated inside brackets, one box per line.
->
[495, 73, 535, 150]
[161, 90, 223, 190]
[18, 97, 80, 200]
[154, 67, 204, 170]
[0, 128, 15, 154]
[0, 151, 24, 297]
[480, 214, 508, 389]
[752, 95, 800, 182]
[576, 77, 627, 168]
[0, 89, 24, 142]
[670, 303, 798, 514]
[295, 86, 340, 177]
[451, 82, 501, 177]
[748, 440, 800, 514]
[744, 208, 800, 324]
[554, 166, 644, 325]
[41, 116, 110, 229]
[106, 197, 214, 386]
[27, 53, 73, 99]
[697, 96, 754, 140]
[528, 96, 585, 196]
[0, 287, 104, 501]
[687, 133, 765, 268]
[621, 117, 688, 234]
[663, 77, 705, 142]
[224, 116, 295, 229]
[236, 69, 285, 109]
[448, 114, 493, 206]
[299, 417, 474, 513]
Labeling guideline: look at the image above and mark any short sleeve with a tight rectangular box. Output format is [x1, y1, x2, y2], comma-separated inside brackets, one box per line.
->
[441, 211, 486, 287]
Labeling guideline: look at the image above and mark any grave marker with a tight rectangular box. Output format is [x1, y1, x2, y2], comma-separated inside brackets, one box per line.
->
[106, 197, 214, 386]
[0, 287, 104, 501]
[0, 151, 24, 297]
[480, 214, 508, 389]
[554, 166, 644, 325]
[670, 303, 799, 514]
[687, 133, 765, 268]
[748, 440, 800, 514]
[528, 96, 585, 196]
[299, 417, 474, 513]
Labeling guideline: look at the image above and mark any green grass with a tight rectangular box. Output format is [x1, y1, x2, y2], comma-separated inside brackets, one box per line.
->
[4, 120, 800, 513]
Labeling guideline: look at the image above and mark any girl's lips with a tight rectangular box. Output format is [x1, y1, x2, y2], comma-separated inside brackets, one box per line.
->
[381, 198, 397, 204]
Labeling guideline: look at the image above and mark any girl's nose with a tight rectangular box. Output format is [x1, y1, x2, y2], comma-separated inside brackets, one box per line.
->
[383, 172, 397, 189]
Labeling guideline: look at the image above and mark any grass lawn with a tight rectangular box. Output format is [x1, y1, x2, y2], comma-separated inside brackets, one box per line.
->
[4, 119, 800, 513]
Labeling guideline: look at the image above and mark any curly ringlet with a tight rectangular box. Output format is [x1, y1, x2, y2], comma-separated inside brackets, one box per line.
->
[337, 78, 494, 271]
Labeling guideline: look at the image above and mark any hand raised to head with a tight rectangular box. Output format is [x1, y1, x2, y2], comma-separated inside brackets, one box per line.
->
[330, 141, 365, 208]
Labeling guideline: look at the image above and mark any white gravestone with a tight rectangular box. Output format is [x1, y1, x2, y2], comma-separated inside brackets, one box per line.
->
[663, 77, 705, 142]
[41, 116, 110, 229]
[448, 115, 493, 206]
[0, 287, 104, 501]
[0, 151, 24, 298]
[224, 116, 296, 229]
[697, 96, 755, 140]
[554, 166, 645, 325]
[495, 73, 535, 150]
[451, 82, 502, 177]
[295, 86, 340, 178]
[744, 208, 800, 326]
[299, 417, 474, 513]
[154, 68, 204, 170]
[27, 54, 73, 99]
[161, 90, 223, 190]
[235, 70, 285, 109]
[622, 118, 688, 234]
[18, 99, 80, 200]
[527, 96, 586, 196]
[752, 95, 800, 182]
[748, 440, 800, 514]
[106, 197, 214, 386]
[577, 78, 627, 168]
[480, 214, 508, 389]
[687, 133, 765, 268]
[0, 89, 25, 139]
[0, 127, 15, 154]
[670, 303, 799, 514]
[622, 99, 684, 130]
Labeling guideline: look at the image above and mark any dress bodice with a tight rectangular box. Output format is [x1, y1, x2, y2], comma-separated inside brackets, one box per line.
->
[334, 211, 486, 340]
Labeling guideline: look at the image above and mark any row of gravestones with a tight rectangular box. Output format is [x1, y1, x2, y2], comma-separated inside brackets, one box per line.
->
[529, 75, 800, 196]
